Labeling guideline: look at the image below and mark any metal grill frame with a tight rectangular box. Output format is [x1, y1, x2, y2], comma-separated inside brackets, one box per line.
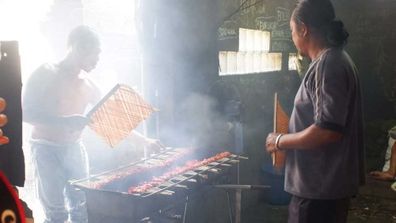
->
[71, 147, 193, 191]
[70, 150, 246, 222]
[138, 154, 245, 197]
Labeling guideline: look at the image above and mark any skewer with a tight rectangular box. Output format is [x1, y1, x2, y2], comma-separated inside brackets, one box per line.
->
[213, 184, 271, 190]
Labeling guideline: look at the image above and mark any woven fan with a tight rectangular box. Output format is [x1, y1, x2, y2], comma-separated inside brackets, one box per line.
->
[272, 92, 289, 170]
[87, 84, 156, 148]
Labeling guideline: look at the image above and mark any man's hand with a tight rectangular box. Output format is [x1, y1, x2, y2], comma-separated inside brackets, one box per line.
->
[126, 131, 165, 153]
[145, 138, 165, 153]
[64, 115, 90, 130]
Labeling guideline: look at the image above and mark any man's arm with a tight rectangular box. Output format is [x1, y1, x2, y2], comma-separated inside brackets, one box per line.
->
[23, 107, 88, 130]
[127, 130, 165, 152]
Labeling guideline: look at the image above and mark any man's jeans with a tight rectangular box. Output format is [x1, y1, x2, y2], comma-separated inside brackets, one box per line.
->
[31, 139, 89, 223]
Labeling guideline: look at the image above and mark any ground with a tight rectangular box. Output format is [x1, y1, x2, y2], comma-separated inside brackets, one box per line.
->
[243, 177, 396, 223]
[21, 163, 396, 223]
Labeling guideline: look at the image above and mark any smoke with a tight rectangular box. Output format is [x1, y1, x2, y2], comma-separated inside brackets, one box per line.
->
[177, 92, 234, 154]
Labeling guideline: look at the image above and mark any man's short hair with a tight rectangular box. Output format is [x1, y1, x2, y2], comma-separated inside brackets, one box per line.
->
[67, 25, 100, 51]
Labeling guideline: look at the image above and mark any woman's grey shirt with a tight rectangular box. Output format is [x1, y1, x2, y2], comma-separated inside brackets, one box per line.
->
[285, 48, 365, 199]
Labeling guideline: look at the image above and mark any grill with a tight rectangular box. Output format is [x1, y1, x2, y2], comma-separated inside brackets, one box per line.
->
[71, 148, 245, 223]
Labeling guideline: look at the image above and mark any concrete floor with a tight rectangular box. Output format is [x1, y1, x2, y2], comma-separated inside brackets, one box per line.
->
[242, 177, 396, 223]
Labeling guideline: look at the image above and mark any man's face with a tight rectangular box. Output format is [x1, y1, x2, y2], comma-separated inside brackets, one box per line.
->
[79, 46, 101, 72]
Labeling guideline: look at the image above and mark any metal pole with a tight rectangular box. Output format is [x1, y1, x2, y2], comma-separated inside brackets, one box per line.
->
[235, 160, 241, 223]
[140, 53, 148, 159]
[183, 196, 189, 223]
[235, 189, 241, 223]
[155, 89, 160, 139]
[226, 191, 233, 223]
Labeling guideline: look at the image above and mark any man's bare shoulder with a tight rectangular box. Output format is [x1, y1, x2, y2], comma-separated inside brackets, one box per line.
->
[24, 63, 59, 93]
[33, 63, 57, 74]
[29, 63, 58, 82]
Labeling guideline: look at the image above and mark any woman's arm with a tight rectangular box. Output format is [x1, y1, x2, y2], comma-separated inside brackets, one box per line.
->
[266, 124, 343, 153]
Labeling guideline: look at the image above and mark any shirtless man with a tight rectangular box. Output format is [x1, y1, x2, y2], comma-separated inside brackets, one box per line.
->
[22, 25, 101, 223]
[24, 26, 164, 223]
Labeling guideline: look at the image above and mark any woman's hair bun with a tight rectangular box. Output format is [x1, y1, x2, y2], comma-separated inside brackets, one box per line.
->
[326, 20, 349, 47]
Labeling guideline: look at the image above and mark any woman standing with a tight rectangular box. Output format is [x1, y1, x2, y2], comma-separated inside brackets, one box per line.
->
[266, 0, 365, 222]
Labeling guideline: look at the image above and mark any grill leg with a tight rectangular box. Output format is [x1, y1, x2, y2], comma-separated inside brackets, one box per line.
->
[226, 191, 233, 223]
[235, 189, 241, 223]
[182, 196, 189, 223]
[235, 158, 241, 223]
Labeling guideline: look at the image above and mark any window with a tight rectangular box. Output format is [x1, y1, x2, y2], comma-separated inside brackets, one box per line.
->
[219, 28, 282, 75]
[288, 53, 297, 71]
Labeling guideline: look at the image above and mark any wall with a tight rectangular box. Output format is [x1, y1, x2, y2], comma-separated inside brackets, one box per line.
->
[335, 0, 396, 120]
[138, 0, 221, 146]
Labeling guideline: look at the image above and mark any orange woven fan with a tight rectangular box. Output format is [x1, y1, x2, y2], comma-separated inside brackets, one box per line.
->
[88, 84, 156, 148]
[272, 92, 289, 170]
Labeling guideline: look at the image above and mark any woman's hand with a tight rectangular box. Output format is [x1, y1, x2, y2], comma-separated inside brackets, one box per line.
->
[266, 132, 281, 153]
